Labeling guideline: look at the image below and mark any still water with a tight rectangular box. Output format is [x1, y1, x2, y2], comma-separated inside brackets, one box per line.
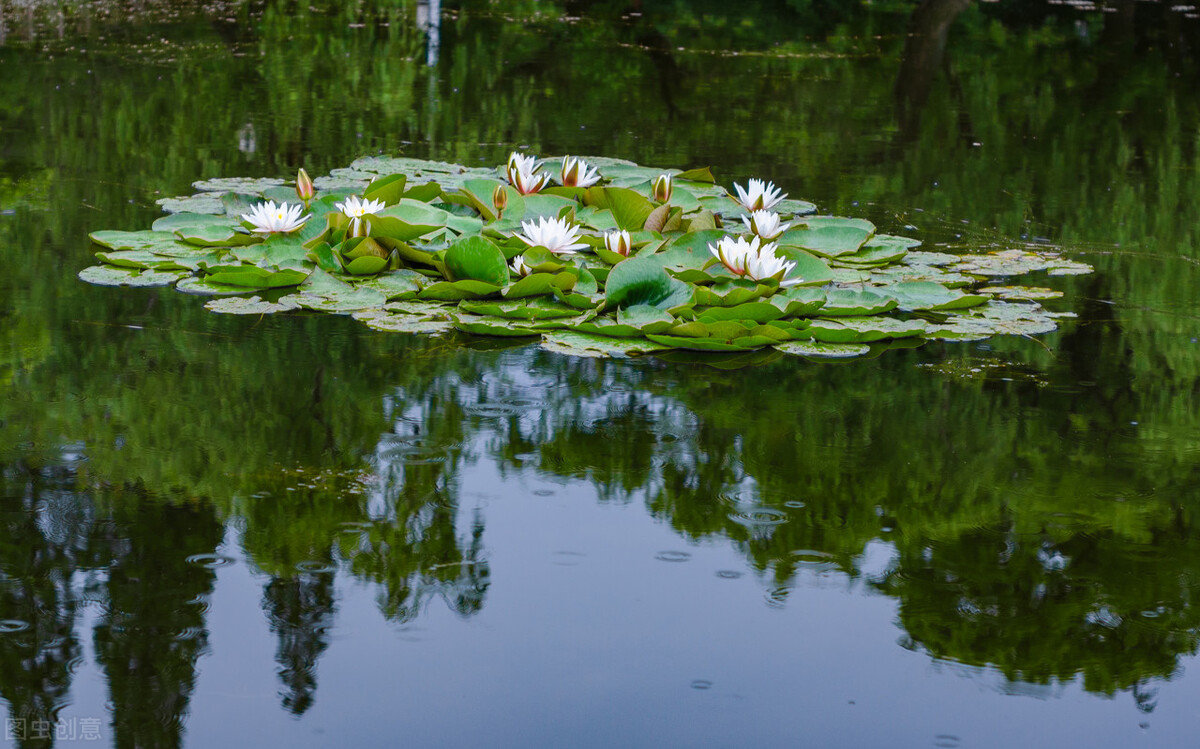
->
[3, 0, 1200, 746]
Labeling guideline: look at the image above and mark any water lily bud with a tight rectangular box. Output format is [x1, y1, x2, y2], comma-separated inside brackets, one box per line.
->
[510, 254, 533, 277]
[652, 173, 673, 203]
[492, 184, 508, 216]
[604, 230, 632, 257]
[295, 168, 314, 202]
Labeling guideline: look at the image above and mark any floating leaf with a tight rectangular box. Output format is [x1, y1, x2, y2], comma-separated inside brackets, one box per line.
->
[204, 295, 302, 315]
[355, 270, 425, 300]
[882, 281, 988, 312]
[418, 280, 504, 301]
[444, 235, 509, 285]
[604, 256, 694, 311]
[820, 288, 898, 316]
[775, 341, 871, 358]
[78, 266, 187, 287]
[980, 285, 1064, 301]
[206, 266, 308, 289]
[156, 194, 226, 214]
[459, 297, 582, 320]
[192, 177, 285, 193]
[808, 316, 927, 343]
[503, 271, 577, 299]
[540, 331, 668, 358]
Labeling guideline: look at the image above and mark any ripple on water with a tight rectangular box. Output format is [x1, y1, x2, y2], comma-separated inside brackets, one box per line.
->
[690, 680, 714, 690]
[728, 507, 789, 528]
[715, 570, 743, 579]
[377, 434, 453, 464]
[933, 735, 962, 748]
[295, 561, 337, 574]
[655, 550, 692, 563]
[790, 549, 840, 573]
[185, 553, 236, 569]
[0, 619, 30, 633]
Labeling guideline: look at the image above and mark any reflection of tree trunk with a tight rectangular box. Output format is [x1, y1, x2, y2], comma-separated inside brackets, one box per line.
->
[894, 0, 972, 142]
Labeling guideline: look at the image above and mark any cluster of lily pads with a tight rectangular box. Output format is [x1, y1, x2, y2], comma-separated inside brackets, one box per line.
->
[81, 154, 1092, 359]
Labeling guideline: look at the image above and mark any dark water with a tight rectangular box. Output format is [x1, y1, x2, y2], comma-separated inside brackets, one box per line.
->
[3, 0, 1200, 746]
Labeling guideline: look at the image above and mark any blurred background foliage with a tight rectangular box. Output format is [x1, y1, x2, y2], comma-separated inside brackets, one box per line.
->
[2, 0, 1200, 742]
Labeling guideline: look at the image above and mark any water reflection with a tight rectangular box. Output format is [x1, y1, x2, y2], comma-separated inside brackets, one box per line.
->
[2, 0, 1200, 742]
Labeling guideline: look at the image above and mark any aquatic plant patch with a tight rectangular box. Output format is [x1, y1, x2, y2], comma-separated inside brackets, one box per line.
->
[81, 155, 1092, 360]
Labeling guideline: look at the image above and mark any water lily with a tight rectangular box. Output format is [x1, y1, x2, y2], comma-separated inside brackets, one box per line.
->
[295, 168, 314, 204]
[242, 200, 309, 234]
[492, 184, 509, 216]
[559, 156, 601, 188]
[510, 254, 533, 277]
[517, 216, 587, 254]
[336, 195, 387, 238]
[742, 210, 790, 240]
[506, 151, 550, 195]
[744, 243, 798, 285]
[652, 173, 673, 203]
[708, 235, 799, 285]
[732, 178, 786, 212]
[604, 229, 632, 257]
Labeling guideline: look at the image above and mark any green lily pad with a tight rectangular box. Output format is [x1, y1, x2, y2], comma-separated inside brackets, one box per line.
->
[780, 217, 874, 257]
[156, 194, 226, 214]
[459, 297, 582, 320]
[151, 213, 236, 233]
[770, 287, 827, 317]
[503, 271, 577, 299]
[881, 281, 989, 312]
[89, 230, 180, 250]
[175, 277, 256, 296]
[353, 310, 455, 335]
[951, 249, 1093, 277]
[820, 289, 899, 316]
[204, 295, 302, 315]
[696, 302, 786, 324]
[192, 177, 285, 193]
[540, 331, 668, 358]
[645, 333, 764, 352]
[355, 270, 425, 300]
[774, 341, 871, 358]
[980, 286, 1064, 301]
[288, 286, 388, 312]
[444, 235, 509, 285]
[604, 256, 693, 311]
[615, 304, 676, 332]
[808, 316, 927, 343]
[418, 280, 504, 301]
[78, 266, 187, 287]
[206, 266, 308, 289]
[94, 250, 191, 271]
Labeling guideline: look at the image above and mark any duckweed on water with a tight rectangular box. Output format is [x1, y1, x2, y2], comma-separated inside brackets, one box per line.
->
[81, 155, 1092, 360]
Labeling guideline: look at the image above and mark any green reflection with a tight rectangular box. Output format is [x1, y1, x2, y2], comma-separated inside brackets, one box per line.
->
[1, 0, 1200, 738]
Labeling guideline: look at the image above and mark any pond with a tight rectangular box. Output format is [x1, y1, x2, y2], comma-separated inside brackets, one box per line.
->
[3, 0, 1200, 746]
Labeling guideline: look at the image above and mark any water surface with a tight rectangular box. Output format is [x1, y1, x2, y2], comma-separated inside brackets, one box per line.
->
[3, 1, 1200, 746]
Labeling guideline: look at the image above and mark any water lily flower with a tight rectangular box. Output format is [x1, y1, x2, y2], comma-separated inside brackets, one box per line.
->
[559, 156, 601, 188]
[506, 151, 550, 195]
[652, 173, 673, 203]
[732, 178, 786, 212]
[517, 216, 588, 254]
[742, 210, 790, 240]
[510, 254, 533, 277]
[708, 235, 799, 285]
[492, 184, 509, 216]
[242, 200, 309, 234]
[604, 229, 632, 257]
[744, 243, 798, 285]
[295, 168, 314, 203]
[336, 195, 387, 238]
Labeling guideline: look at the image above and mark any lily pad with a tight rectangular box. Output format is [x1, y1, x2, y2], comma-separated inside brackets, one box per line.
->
[808, 316, 927, 343]
[540, 331, 668, 358]
[156, 194, 226, 214]
[206, 266, 308, 289]
[192, 177, 285, 193]
[774, 341, 871, 358]
[353, 309, 455, 334]
[444, 235, 509, 285]
[820, 289, 899, 316]
[204, 295, 302, 315]
[355, 270, 425, 300]
[881, 281, 988, 312]
[78, 266, 187, 287]
[604, 256, 694, 311]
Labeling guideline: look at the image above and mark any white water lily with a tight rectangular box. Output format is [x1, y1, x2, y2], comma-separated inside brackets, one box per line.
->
[242, 200, 309, 234]
[559, 156, 601, 188]
[517, 216, 588, 254]
[604, 229, 632, 257]
[732, 178, 786, 212]
[336, 195, 387, 237]
[708, 235, 799, 285]
[652, 173, 673, 203]
[744, 243, 798, 285]
[742, 210, 790, 240]
[506, 151, 550, 195]
[510, 254, 533, 277]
